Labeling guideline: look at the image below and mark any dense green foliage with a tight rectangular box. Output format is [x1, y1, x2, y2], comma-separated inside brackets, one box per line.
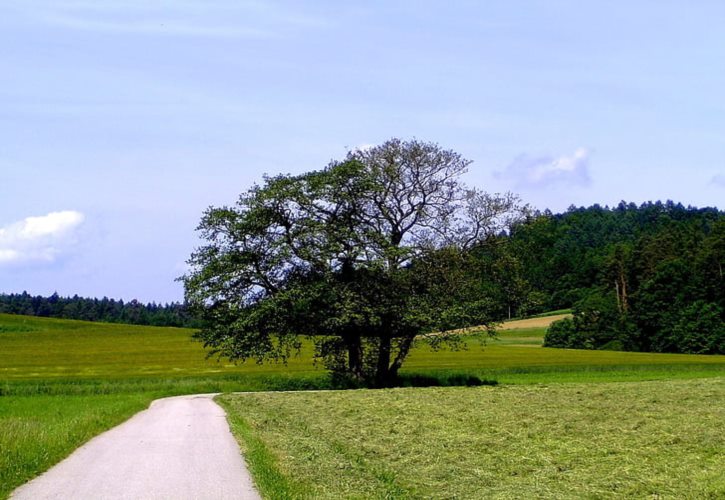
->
[532, 203, 724, 353]
[491, 201, 722, 314]
[0, 292, 198, 327]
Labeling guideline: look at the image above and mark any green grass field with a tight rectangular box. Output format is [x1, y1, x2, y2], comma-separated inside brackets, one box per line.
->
[219, 378, 725, 499]
[1, 312, 724, 498]
[0, 314, 314, 381]
[3, 313, 723, 388]
[1, 394, 154, 497]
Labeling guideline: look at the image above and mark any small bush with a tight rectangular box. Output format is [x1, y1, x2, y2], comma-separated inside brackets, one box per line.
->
[543, 318, 593, 348]
[669, 301, 724, 354]
[328, 372, 498, 389]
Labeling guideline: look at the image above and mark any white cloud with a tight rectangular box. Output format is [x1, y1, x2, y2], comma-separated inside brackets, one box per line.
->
[0, 210, 85, 266]
[710, 174, 725, 188]
[496, 148, 592, 187]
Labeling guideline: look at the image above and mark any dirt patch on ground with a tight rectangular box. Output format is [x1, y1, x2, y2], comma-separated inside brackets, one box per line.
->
[498, 314, 571, 331]
[421, 313, 571, 338]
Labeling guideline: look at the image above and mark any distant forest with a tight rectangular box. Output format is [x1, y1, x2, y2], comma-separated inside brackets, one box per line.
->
[2, 200, 722, 352]
[497, 200, 723, 354]
[0, 293, 199, 328]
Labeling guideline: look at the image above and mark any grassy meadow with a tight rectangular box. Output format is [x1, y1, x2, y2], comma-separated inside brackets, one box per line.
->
[3, 312, 723, 389]
[220, 378, 725, 499]
[1, 312, 724, 498]
[1, 393, 154, 497]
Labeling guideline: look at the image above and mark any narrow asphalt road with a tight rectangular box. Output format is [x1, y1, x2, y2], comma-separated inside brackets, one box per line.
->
[11, 394, 261, 500]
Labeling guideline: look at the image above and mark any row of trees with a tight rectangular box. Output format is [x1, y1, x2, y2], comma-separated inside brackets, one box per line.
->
[540, 210, 724, 354]
[0, 292, 199, 328]
[439, 201, 724, 324]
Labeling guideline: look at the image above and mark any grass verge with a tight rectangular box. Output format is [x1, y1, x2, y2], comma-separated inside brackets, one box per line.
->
[0, 394, 154, 499]
[223, 404, 304, 499]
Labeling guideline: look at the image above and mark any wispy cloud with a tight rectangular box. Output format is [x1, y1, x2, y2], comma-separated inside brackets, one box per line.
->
[0, 211, 85, 266]
[45, 15, 274, 39]
[710, 174, 725, 188]
[496, 148, 591, 187]
[15, 1, 328, 39]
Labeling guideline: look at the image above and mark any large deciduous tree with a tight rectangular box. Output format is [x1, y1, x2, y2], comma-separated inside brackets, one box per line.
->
[182, 138, 525, 386]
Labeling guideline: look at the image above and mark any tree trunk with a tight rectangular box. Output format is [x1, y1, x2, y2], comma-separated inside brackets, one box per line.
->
[339, 260, 365, 382]
[618, 266, 628, 313]
[390, 334, 415, 376]
[375, 335, 392, 387]
[615, 280, 621, 313]
[614, 267, 628, 314]
[346, 334, 364, 381]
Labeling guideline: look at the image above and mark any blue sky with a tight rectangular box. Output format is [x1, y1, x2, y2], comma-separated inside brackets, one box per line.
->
[1, 1, 724, 303]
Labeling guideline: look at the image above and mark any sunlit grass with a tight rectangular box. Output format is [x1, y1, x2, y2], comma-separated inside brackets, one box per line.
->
[219, 378, 725, 499]
[1, 313, 724, 498]
[0, 394, 153, 499]
[0, 314, 316, 380]
[3, 313, 722, 386]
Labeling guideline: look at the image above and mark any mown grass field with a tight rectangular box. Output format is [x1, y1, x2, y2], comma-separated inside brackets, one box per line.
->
[1, 312, 724, 498]
[220, 378, 725, 499]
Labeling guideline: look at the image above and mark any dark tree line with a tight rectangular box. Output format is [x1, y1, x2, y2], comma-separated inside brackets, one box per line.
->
[491, 201, 723, 354]
[0, 292, 200, 328]
[507, 201, 723, 311]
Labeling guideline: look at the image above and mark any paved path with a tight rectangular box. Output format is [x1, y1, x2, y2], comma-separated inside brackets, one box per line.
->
[11, 394, 261, 500]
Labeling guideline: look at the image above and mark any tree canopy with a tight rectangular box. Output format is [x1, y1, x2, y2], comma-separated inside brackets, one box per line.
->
[542, 211, 724, 354]
[182, 138, 526, 386]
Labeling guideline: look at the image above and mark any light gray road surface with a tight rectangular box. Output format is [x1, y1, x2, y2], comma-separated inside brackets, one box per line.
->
[11, 394, 261, 500]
